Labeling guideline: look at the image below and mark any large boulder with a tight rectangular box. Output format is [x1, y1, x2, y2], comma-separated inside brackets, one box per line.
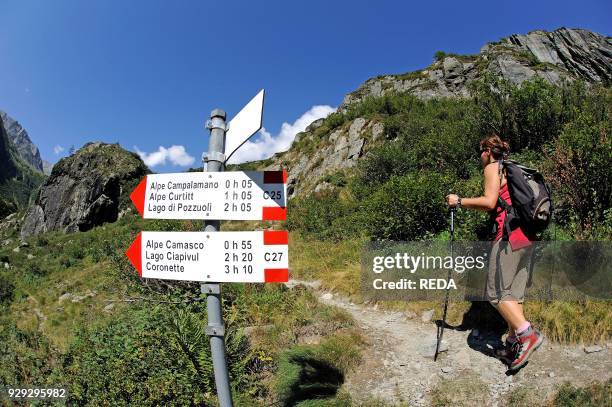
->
[20, 143, 148, 237]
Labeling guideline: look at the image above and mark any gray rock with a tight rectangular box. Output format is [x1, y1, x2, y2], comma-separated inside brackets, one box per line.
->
[507, 28, 612, 83]
[584, 345, 603, 354]
[42, 160, 54, 176]
[103, 303, 115, 312]
[549, 371, 555, 378]
[421, 341, 449, 358]
[58, 293, 72, 303]
[443, 57, 464, 79]
[12, 247, 19, 253]
[27, 254, 35, 260]
[421, 309, 435, 323]
[492, 54, 537, 84]
[321, 293, 333, 300]
[441, 366, 453, 373]
[348, 118, 367, 140]
[371, 122, 384, 141]
[21, 143, 148, 237]
[347, 138, 365, 160]
[305, 118, 325, 132]
[3, 262, 9, 269]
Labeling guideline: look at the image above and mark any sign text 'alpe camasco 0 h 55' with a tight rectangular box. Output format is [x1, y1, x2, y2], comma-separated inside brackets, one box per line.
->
[125, 89, 289, 284]
[126, 230, 289, 283]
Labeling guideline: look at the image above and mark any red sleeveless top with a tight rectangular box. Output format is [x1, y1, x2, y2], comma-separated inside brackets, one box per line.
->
[494, 183, 532, 250]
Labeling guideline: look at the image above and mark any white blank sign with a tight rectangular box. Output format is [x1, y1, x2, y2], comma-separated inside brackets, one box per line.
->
[225, 89, 265, 163]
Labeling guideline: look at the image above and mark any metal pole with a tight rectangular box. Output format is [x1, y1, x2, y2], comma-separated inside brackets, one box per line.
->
[202, 108, 234, 407]
[435, 208, 455, 361]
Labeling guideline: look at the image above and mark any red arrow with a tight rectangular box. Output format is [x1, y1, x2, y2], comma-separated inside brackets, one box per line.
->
[130, 176, 147, 217]
[125, 233, 142, 277]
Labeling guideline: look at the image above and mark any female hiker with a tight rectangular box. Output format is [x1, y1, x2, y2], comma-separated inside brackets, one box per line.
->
[445, 134, 544, 371]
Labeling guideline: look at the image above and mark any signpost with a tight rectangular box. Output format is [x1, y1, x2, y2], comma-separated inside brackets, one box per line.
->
[129, 170, 287, 220]
[125, 90, 284, 407]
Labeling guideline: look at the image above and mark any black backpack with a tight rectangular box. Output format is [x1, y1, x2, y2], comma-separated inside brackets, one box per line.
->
[497, 159, 553, 239]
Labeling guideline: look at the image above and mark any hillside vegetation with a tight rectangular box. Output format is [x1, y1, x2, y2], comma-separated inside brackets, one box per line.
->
[288, 76, 611, 242]
[0, 215, 368, 405]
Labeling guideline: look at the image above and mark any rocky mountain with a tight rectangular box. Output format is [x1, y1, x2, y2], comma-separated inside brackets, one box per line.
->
[257, 27, 611, 198]
[341, 28, 611, 107]
[0, 110, 44, 173]
[0, 114, 45, 217]
[21, 143, 148, 237]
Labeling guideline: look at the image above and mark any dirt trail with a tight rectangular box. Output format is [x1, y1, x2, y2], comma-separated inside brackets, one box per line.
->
[286, 279, 611, 406]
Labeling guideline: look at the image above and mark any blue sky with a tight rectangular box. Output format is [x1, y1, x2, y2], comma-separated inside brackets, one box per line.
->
[0, 0, 609, 172]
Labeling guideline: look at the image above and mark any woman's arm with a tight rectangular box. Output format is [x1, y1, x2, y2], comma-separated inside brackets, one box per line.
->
[447, 163, 500, 211]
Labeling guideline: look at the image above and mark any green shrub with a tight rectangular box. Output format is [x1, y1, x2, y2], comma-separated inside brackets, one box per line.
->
[362, 171, 452, 241]
[54, 304, 252, 406]
[0, 316, 55, 384]
[0, 198, 17, 219]
[552, 379, 611, 407]
[544, 87, 611, 238]
[275, 332, 362, 406]
[0, 274, 14, 305]
[287, 191, 363, 241]
[434, 51, 446, 61]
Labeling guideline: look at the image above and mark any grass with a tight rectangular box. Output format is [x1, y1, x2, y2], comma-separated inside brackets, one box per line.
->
[0, 215, 368, 405]
[430, 371, 489, 406]
[289, 233, 612, 344]
[507, 380, 612, 407]
[551, 379, 612, 407]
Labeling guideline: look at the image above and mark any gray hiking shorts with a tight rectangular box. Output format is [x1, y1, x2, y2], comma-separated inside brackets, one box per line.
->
[486, 240, 533, 304]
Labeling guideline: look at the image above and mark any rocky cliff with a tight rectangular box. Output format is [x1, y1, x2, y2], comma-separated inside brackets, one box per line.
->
[0, 115, 45, 216]
[256, 27, 611, 198]
[0, 111, 44, 173]
[21, 143, 148, 237]
[341, 28, 611, 107]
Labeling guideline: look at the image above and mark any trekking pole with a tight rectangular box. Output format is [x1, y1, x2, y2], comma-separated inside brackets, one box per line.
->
[435, 208, 455, 361]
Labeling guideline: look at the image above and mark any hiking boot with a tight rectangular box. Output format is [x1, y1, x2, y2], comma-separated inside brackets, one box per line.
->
[495, 335, 517, 363]
[509, 328, 544, 371]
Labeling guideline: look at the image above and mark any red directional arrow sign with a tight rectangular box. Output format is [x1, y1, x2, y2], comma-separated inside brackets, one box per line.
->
[129, 170, 287, 220]
[125, 230, 289, 283]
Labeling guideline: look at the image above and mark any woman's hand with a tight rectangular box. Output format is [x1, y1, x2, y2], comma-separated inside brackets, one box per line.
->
[446, 194, 460, 208]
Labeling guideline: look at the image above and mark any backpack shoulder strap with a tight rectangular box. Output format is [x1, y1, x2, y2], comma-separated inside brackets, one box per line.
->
[496, 159, 510, 211]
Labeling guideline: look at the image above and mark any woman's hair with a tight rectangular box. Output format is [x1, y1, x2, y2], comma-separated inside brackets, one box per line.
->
[480, 134, 510, 160]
